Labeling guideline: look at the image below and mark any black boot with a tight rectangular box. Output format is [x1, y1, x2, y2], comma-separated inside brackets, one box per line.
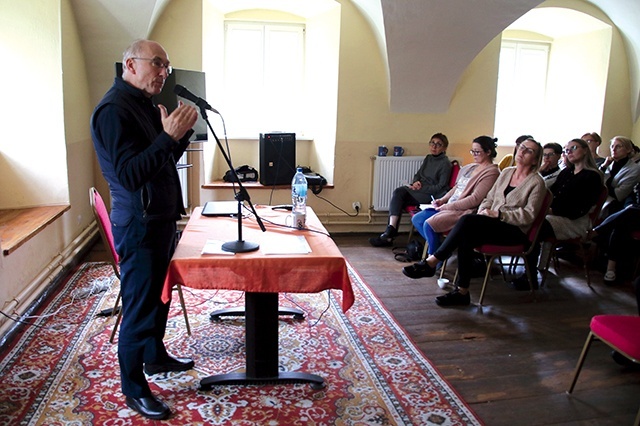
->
[369, 225, 398, 247]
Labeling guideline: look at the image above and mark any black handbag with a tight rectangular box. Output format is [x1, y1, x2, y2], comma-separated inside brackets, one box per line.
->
[223, 165, 258, 182]
[393, 239, 424, 262]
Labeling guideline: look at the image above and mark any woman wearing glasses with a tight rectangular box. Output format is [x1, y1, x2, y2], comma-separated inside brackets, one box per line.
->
[369, 133, 452, 247]
[510, 138, 603, 290]
[403, 136, 500, 278]
[498, 134, 533, 170]
[599, 136, 640, 218]
[581, 132, 605, 166]
[413, 138, 547, 306]
[539, 142, 563, 187]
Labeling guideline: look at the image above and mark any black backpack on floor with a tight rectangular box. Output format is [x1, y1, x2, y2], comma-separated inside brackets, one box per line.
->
[393, 240, 424, 262]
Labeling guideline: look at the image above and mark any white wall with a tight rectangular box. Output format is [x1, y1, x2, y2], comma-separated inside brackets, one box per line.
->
[544, 28, 612, 142]
[0, 0, 68, 208]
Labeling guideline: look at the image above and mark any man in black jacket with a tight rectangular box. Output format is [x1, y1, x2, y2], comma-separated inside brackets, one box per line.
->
[91, 39, 198, 420]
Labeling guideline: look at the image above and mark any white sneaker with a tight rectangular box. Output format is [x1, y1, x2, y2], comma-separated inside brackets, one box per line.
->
[604, 270, 616, 282]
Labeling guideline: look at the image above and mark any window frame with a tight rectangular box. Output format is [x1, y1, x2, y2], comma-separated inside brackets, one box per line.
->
[222, 21, 307, 137]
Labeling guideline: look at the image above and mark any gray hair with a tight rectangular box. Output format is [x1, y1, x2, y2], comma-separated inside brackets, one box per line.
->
[122, 39, 147, 63]
[610, 136, 635, 154]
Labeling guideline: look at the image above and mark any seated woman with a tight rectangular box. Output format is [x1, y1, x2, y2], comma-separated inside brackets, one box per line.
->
[412, 138, 547, 307]
[599, 136, 640, 218]
[510, 138, 603, 290]
[498, 134, 532, 170]
[593, 183, 640, 284]
[582, 132, 605, 166]
[369, 133, 452, 247]
[402, 136, 500, 278]
[539, 142, 563, 187]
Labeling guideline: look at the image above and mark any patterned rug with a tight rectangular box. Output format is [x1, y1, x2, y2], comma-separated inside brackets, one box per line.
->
[0, 262, 482, 425]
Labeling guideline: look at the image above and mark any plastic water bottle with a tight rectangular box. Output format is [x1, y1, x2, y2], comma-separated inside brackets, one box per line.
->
[291, 167, 307, 229]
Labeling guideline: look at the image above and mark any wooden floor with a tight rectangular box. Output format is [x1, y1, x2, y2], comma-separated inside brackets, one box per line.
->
[83, 232, 640, 425]
[335, 233, 640, 426]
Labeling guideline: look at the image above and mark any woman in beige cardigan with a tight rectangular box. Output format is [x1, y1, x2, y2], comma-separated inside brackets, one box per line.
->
[414, 138, 547, 307]
[403, 136, 500, 279]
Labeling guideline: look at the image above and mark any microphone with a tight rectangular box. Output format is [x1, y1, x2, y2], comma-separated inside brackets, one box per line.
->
[173, 84, 219, 114]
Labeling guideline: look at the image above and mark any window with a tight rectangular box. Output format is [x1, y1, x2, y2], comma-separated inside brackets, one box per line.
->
[494, 40, 550, 145]
[223, 22, 305, 137]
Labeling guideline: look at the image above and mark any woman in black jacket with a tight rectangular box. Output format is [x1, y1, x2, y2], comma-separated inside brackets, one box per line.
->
[512, 138, 603, 290]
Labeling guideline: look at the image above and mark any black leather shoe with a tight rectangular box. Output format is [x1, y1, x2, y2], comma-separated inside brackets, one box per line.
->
[126, 395, 171, 420]
[509, 275, 531, 291]
[369, 235, 393, 247]
[144, 356, 195, 375]
[611, 350, 640, 369]
[402, 261, 436, 279]
[435, 288, 471, 307]
[369, 225, 399, 247]
[381, 225, 399, 239]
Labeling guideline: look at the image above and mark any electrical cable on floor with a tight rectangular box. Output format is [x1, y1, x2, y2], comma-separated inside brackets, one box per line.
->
[283, 290, 332, 328]
[0, 310, 54, 328]
[1, 275, 120, 328]
[308, 290, 332, 327]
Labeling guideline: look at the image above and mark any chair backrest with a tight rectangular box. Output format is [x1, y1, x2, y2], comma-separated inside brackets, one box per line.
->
[89, 187, 120, 278]
[526, 189, 554, 244]
[449, 160, 461, 188]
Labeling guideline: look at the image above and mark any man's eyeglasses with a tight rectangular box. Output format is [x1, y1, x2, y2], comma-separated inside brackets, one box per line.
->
[469, 150, 484, 156]
[518, 144, 536, 155]
[132, 57, 173, 74]
[563, 145, 580, 154]
[429, 141, 443, 148]
[542, 152, 559, 158]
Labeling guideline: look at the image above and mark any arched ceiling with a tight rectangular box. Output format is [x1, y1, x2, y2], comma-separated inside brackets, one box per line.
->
[70, 0, 640, 119]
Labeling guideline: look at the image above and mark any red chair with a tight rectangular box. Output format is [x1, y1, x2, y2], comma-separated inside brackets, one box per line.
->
[90, 187, 191, 343]
[448, 160, 461, 189]
[540, 185, 608, 288]
[567, 315, 640, 425]
[473, 189, 553, 305]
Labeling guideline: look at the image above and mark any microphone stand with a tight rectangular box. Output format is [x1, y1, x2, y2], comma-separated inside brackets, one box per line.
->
[197, 106, 266, 253]
[188, 103, 304, 324]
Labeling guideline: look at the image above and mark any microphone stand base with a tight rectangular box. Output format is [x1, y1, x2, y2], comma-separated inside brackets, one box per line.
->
[222, 240, 260, 253]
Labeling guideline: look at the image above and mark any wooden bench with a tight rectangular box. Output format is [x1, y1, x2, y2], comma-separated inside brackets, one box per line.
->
[0, 205, 70, 255]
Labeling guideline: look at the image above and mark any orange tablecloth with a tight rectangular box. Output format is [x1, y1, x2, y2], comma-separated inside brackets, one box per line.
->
[162, 206, 354, 312]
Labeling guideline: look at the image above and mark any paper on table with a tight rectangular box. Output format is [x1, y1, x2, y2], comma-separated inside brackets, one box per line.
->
[261, 234, 312, 255]
[201, 239, 235, 255]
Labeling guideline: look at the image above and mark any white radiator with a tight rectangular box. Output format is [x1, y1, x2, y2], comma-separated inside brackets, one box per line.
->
[372, 156, 424, 211]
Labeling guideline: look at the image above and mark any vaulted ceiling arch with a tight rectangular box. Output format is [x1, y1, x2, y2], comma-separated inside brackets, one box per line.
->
[70, 0, 640, 119]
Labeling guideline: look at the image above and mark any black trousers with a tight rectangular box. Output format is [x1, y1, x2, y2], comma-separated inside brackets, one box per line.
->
[389, 186, 433, 216]
[594, 205, 640, 263]
[113, 217, 177, 398]
[433, 214, 530, 289]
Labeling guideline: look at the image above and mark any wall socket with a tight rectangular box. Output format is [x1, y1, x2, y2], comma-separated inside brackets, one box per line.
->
[352, 201, 361, 211]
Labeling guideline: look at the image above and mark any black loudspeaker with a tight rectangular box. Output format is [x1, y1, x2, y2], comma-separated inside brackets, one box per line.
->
[259, 133, 296, 185]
